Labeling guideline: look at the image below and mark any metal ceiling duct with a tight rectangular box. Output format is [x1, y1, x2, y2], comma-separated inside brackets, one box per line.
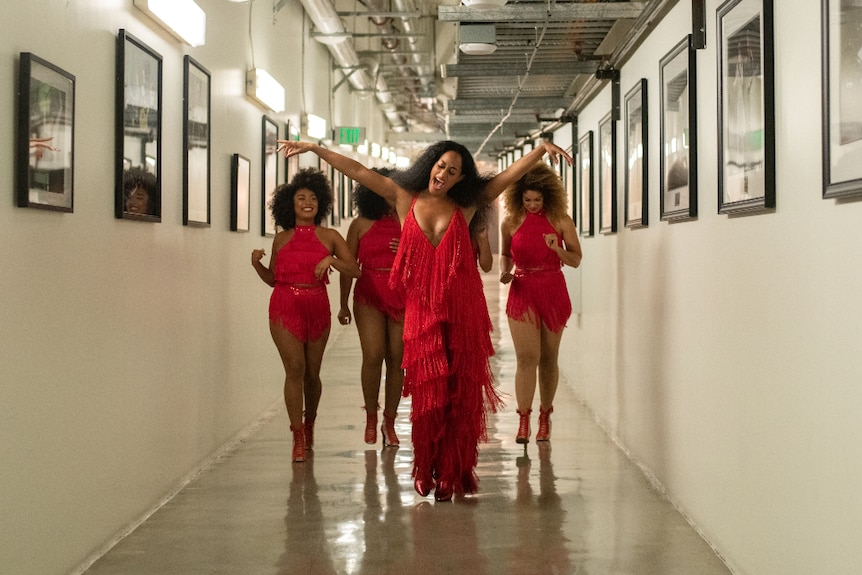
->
[296, 0, 405, 130]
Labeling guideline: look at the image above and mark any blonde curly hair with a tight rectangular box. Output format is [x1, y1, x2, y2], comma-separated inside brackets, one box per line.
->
[502, 161, 568, 221]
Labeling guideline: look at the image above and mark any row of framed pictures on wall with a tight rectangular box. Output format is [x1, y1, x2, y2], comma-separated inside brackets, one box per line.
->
[16, 29, 352, 236]
[572, 0, 862, 238]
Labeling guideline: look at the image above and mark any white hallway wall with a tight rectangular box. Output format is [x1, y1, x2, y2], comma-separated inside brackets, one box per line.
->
[0, 1, 376, 574]
[559, 2, 862, 575]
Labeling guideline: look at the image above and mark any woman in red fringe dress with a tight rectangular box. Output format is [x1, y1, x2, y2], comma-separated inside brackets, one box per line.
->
[277, 140, 572, 501]
[252, 169, 360, 463]
[500, 162, 582, 444]
[338, 170, 405, 447]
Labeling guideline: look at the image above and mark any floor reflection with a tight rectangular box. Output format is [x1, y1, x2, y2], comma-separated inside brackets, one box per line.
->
[356, 448, 409, 574]
[276, 458, 337, 574]
[506, 443, 576, 574]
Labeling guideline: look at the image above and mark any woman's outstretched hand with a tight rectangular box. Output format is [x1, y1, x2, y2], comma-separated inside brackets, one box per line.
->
[277, 139, 313, 158]
[543, 142, 573, 166]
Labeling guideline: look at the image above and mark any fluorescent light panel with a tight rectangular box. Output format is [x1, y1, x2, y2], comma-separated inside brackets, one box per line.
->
[306, 114, 327, 140]
[134, 0, 206, 47]
[247, 68, 285, 113]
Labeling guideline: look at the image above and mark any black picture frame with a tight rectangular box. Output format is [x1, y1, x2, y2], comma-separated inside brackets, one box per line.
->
[115, 29, 162, 222]
[578, 130, 595, 237]
[284, 120, 300, 185]
[821, 0, 862, 198]
[262, 115, 279, 237]
[717, 0, 775, 214]
[183, 56, 211, 227]
[598, 112, 618, 234]
[624, 78, 648, 228]
[659, 35, 698, 222]
[231, 154, 251, 233]
[16, 53, 75, 212]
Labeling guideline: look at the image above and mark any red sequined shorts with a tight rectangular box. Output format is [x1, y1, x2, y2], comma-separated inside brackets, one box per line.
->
[354, 268, 405, 322]
[269, 284, 331, 342]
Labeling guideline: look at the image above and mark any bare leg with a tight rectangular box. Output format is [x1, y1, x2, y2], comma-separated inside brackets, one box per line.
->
[354, 303, 387, 413]
[302, 325, 330, 422]
[537, 325, 564, 410]
[270, 321, 307, 428]
[383, 317, 405, 417]
[508, 313, 541, 412]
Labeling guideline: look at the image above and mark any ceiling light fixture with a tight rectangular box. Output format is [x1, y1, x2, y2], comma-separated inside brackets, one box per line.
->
[246, 68, 285, 113]
[459, 23, 497, 56]
[133, 0, 206, 47]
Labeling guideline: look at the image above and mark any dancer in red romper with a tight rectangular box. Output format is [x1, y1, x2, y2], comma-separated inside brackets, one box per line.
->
[252, 169, 360, 463]
[500, 162, 582, 443]
[338, 170, 405, 447]
[277, 140, 572, 501]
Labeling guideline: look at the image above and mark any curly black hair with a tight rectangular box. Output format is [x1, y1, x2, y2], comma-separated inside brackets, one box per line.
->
[123, 167, 159, 214]
[270, 167, 333, 229]
[352, 167, 396, 220]
[397, 141, 490, 208]
[502, 161, 568, 222]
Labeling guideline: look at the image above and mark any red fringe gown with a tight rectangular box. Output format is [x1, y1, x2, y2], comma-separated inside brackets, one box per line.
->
[390, 200, 503, 494]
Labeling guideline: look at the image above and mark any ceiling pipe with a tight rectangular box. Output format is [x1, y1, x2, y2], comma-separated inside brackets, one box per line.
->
[296, 0, 405, 130]
[358, 0, 441, 132]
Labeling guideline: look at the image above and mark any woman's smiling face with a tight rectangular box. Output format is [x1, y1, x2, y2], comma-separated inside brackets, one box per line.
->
[293, 188, 319, 222]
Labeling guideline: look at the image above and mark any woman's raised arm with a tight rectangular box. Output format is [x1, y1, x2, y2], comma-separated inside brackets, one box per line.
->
[278, 140, 405, 206]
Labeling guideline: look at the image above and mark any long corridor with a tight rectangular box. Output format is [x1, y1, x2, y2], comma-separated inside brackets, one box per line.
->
[81, 274, 733, 575]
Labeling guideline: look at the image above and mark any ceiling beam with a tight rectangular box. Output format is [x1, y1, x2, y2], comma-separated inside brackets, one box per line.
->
[438, 2, 646, 22]
[447, 113, 539, 125]
[443, 62, 598, 78]
[447, 97, 570, 111]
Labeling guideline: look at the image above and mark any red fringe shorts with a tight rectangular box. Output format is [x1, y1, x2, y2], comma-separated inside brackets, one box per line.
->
[269, 284, 331, 342]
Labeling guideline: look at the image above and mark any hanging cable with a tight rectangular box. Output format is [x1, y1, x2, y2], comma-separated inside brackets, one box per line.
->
[474, 22, 548, 158]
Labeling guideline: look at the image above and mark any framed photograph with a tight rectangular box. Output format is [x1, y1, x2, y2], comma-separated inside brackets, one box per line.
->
[659, 35, 698, 222]
[115, 29, 162, 222]
[624, 78, 648, 228]
[231, 154, 251, 232]
[821, 0, 862, 198]
[262, 115, 279, 237]
[717, 0, 775, 214]
[183, 56, 211, 226]
[578, 131, 595, 237]
[16, 53, 75, 212]
[598, 112, 618, 234]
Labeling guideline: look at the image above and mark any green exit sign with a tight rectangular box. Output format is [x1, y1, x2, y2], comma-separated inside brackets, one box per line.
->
[336, 126, 366, 146]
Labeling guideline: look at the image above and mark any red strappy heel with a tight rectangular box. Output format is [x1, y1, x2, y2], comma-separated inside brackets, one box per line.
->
[381, 412, 399, 447]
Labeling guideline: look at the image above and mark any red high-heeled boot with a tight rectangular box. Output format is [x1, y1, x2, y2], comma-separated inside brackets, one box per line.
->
[304, 414, 316, 450]
[516, 409, 532, 444]
[364, 410, 378, 445]
[381, 411, 399, 447]
[291, 425, 306, 463]
[536, 406, 553, 441]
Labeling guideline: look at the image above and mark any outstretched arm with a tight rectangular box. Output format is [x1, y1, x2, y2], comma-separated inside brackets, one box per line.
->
[479, 142, 573, 205]
[278, 140, 405, 206]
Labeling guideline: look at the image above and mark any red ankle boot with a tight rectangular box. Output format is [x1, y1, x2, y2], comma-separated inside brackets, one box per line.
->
[516, 409, 532, 444]
[381, 412, 399, 447]
[536, 406, 553, 441]
[291, 425, 307, 463]
[364, 410, 378, 445]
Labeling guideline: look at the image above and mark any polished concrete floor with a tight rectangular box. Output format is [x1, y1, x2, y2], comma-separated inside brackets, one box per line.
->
[83, 275, 733, 575]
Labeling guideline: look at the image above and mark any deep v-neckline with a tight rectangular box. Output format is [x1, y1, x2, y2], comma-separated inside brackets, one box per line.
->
[410, 199, 457, 248]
